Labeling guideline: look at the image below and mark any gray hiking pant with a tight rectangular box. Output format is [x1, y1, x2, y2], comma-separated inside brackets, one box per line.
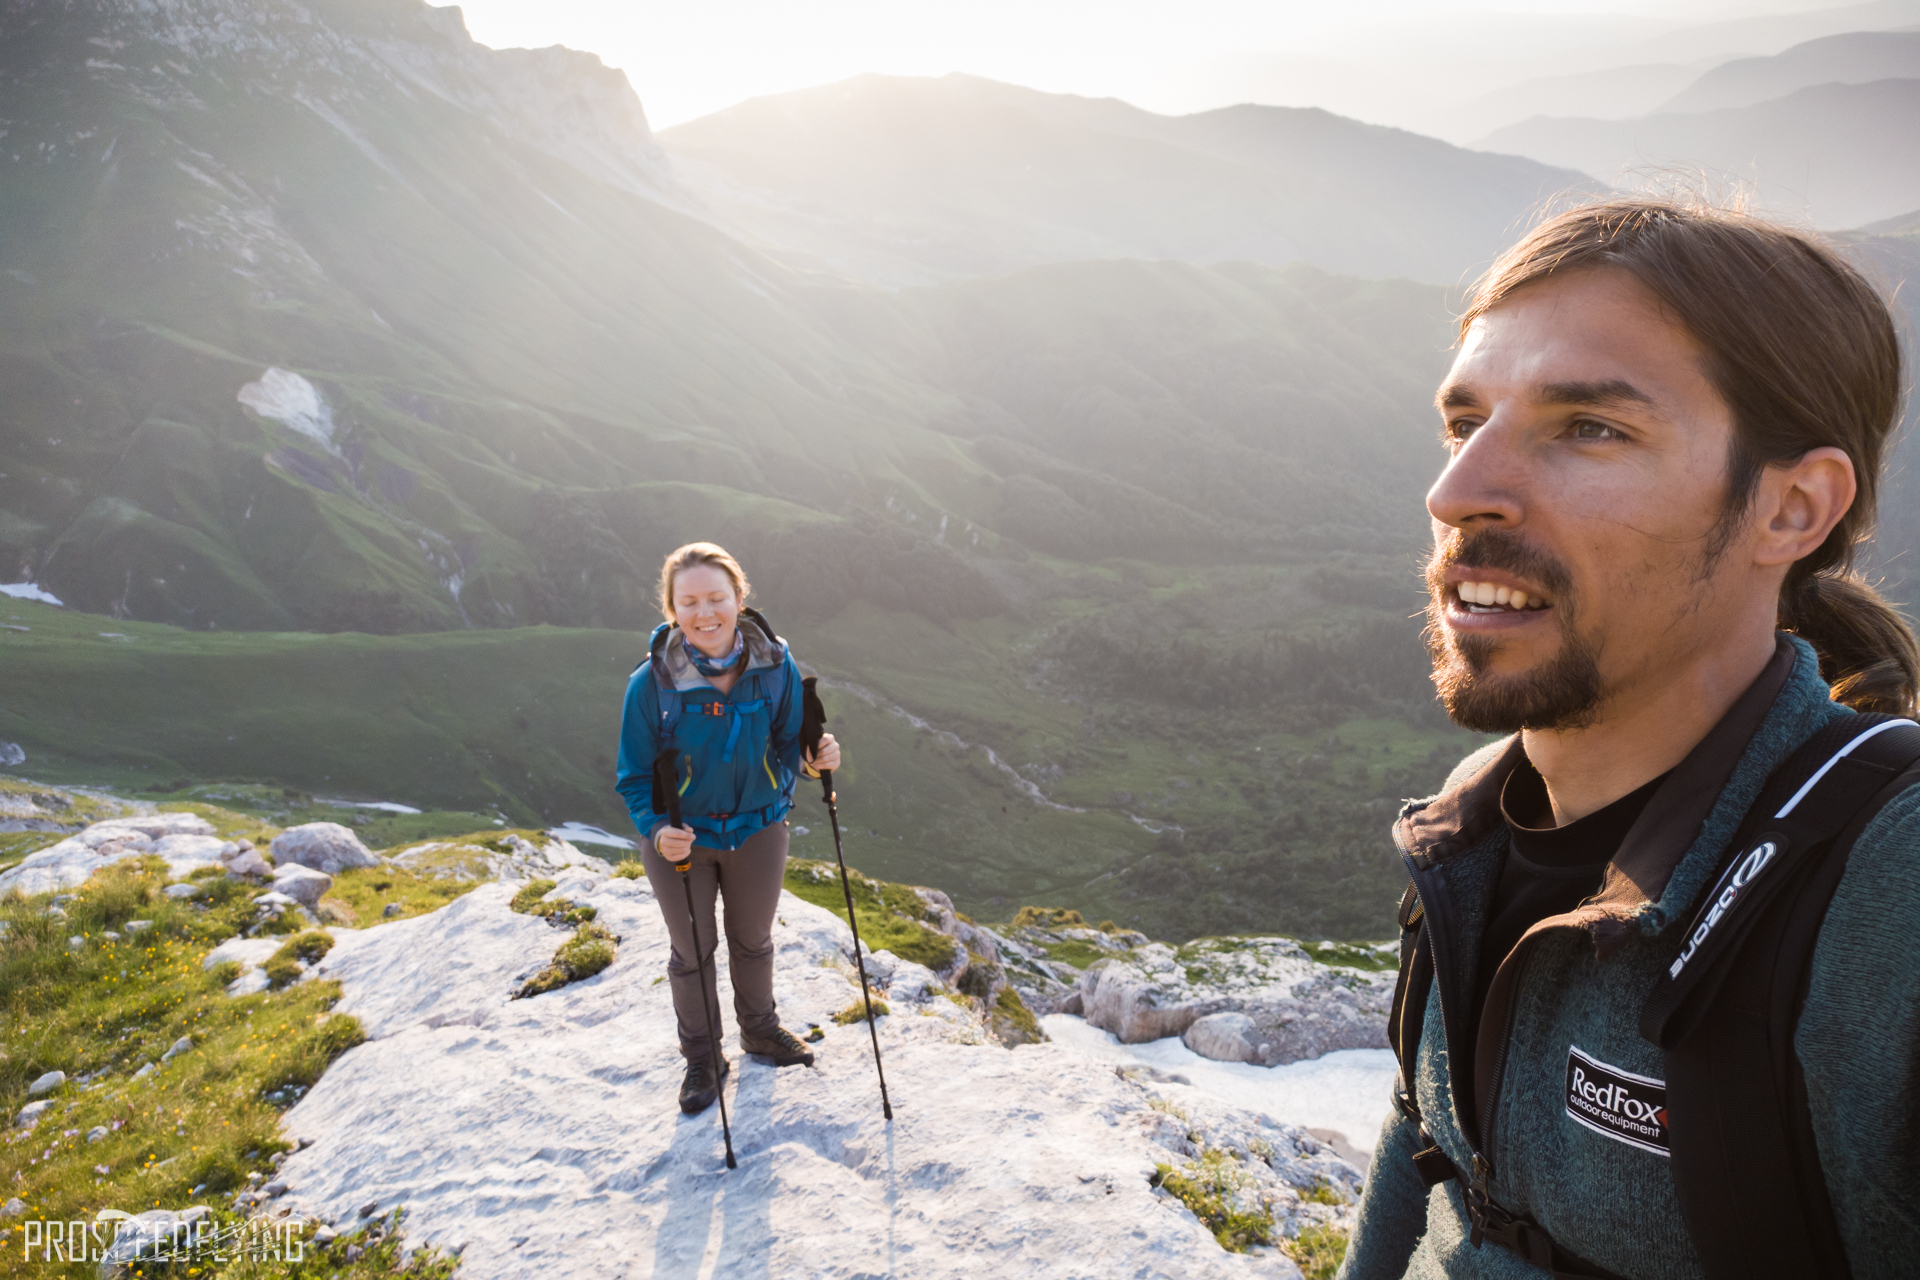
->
[641, 821, 789, 1061]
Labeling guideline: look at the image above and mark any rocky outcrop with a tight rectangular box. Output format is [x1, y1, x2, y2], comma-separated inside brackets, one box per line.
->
[254, 861, 1356, 1278]
[1076, 940, 1395, 1065]
[0, 812, 236, 895]
[270, 823, 379, 876]
[990, 910, 1396, 1066]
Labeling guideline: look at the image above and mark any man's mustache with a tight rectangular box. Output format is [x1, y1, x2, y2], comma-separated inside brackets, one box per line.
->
[1426, 528, 1575, 601]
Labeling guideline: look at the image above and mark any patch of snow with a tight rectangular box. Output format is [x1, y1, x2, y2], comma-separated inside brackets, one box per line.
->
[0, 582, 63, 606]
[237, 367, 335, 453]
[547, 821, 634, 850]
[1042, 1014, 1397, 1155]
[317, 799, 423, 815]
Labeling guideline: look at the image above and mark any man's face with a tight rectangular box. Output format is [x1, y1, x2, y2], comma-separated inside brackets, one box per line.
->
[1425, 268, 1744, 732]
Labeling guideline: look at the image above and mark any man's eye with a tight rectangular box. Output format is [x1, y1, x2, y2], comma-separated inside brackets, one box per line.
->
[1572, 419, 1623, 441]
[1444, 419, 1480, 445]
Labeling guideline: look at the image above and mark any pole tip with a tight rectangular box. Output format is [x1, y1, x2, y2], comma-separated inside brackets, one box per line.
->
[725, 1151, 737, 1169]
[883, 1103, 894, 1121]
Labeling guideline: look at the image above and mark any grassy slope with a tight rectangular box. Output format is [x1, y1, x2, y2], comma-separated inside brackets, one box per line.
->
[1, 578, 1480, 940]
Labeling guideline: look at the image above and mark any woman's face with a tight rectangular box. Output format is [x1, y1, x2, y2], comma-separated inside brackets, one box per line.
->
[672, 564, 741, 657]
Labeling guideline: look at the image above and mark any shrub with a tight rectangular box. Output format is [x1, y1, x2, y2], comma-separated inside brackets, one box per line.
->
[612, 860, 647, 880]
[1011, 905, 1086, 929]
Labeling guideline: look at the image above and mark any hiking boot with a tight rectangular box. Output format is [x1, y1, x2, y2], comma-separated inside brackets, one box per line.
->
[740, 1025, 816, 1067]
[679, 1055, 730, 1115]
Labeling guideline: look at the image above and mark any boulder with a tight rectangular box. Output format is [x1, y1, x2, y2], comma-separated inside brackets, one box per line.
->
[225, 848, 273, 878]
[271, 823, 379, 876]
[28, 1069, 65, 1095]
[161, 1036, 194, 1062]
[15, 1099, 49, 1128]
[271, 865, 333, 908]
[164, 882, 206, 900]
[1183, 1012, 1260, 1063]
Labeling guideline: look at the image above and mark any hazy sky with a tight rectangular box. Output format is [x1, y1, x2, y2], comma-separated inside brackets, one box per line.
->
[453, 0, 1905, 131]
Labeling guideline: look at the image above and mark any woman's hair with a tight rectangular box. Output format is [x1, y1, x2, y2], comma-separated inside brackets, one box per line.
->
[1464, 197, 1919, 714]
[658, 542, 750, 623]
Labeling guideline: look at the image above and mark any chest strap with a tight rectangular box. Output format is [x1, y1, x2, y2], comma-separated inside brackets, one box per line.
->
[684, 696, 768, 763]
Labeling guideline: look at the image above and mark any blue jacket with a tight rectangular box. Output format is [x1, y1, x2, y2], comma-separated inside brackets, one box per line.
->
[614, 610, 805, 850]
[1339, 635, 1920, 1279]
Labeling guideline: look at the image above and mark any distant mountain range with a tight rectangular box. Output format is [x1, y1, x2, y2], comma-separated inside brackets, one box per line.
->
[1474, 32, 1920, 229]
[658, 74, 1591, 288]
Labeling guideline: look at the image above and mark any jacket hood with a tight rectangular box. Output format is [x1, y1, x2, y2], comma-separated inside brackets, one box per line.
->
[647, 607, 787, 692]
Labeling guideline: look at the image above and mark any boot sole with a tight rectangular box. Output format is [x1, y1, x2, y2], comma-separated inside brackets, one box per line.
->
[745, 1050, 815, 1067]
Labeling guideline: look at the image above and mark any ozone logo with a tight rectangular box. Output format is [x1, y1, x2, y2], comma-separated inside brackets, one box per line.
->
[1667, 838, 1782, 980]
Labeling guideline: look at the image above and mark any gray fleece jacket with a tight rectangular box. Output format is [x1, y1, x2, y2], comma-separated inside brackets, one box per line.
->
[1338, 636, 1920, 1279]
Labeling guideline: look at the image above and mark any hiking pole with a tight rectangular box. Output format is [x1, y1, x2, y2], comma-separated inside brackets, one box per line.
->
[801, 677, 893, 1121]
[653, 748, 736, 1169]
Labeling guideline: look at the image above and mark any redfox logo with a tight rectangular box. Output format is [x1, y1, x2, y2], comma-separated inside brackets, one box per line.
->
[1565, 1046, 1669, 1157]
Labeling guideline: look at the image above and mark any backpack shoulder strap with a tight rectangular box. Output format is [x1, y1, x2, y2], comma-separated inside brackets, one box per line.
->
[1649, 713, 1920, 1280]
[1387, 882, 1458, 1186]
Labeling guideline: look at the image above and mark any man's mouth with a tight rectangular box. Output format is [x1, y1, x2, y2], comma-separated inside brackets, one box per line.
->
[1452, 580, 1551, 614]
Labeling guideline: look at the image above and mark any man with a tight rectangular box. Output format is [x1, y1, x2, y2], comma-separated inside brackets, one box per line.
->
[1338, 200, 1920, 1279]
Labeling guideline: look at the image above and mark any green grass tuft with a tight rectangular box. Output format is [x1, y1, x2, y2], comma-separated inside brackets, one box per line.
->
[831, 998, 890, 1025]
[1010, 905, 1086, 929]
[516, 922, 618, 999]
[1154, 1148, 1275, 1252]
[783, 860, 956, 970]
[1286, 1224, 1351, 1279]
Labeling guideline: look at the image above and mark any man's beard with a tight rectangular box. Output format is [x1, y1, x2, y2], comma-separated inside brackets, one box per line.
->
[1424, 528, 1604, 733]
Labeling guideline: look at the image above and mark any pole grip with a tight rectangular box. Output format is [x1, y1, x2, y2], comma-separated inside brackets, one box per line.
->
[819, 767, 834, 805]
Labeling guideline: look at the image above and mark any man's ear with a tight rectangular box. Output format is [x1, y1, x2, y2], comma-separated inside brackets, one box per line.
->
[1751, 446, 1856, 568]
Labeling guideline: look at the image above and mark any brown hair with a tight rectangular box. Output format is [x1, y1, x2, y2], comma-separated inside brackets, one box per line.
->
[658, 542, 750, 623]
[1463, 198, 1918, 714]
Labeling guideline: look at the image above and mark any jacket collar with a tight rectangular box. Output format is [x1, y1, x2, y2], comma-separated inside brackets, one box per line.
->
[649, 608, 786, 692]
[1395, 634, 1807, 957]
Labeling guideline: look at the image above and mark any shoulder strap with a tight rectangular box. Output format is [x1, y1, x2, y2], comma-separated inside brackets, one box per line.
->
[1649, 713, 1920, 1280]
[1388, 883, 1459, 1187]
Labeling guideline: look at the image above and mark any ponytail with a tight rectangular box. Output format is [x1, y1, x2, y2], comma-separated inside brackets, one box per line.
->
[1782, 572, 1920, 715]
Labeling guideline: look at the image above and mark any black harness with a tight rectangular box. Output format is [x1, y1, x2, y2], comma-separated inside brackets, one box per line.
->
[1390, 713, 1920, 1279]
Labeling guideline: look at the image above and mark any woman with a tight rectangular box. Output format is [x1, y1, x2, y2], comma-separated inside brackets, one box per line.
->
[615, 542, 840, 1116]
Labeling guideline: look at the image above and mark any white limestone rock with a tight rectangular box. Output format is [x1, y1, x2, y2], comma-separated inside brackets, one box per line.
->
[271, 823, 379, 875]
[272, 864, 334, 908]
[28, 1070, 65, 1095]
[151, 833, 235, 877]
[1076, 940, 1395, 1065]
[15, 1100, 49, 1128]
[225, 848, 273, 878]
[0, 810, 227, 895]
[264, 878, 1351, 1278]
[1185, 1011, 1261, 1064]
[391, 833, 612, 884]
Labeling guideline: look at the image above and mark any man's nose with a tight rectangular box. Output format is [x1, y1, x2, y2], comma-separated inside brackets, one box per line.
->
[1427, 418, 1527, 531]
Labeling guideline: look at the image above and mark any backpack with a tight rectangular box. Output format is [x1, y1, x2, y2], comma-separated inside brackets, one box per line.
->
[1389, 712, 1920, 1279]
